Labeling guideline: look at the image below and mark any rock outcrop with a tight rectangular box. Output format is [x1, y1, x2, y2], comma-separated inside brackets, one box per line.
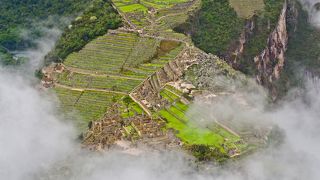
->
[225, 19, 255, 69]
[226, 1, 290, 100]
[254, 1, 288, 99]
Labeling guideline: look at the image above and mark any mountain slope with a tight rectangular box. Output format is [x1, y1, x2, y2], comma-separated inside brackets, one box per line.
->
[40, 0, 276, 161]
[0, 0, 94, 65]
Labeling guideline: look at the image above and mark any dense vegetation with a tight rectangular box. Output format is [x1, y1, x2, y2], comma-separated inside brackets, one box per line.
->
[286, 3, 320, 74]
[45, 0, 122, 63]
[176, 0, 284, 75]
[0, 0, 91, 50]
[178, 0, 243, 56]
[185, 144, 228, 162]
[0, 0, 93, 65]
[0, 46, 24, 65]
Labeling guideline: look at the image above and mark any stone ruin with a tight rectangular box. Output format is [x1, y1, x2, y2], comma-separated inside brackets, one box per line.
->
[41, 63, 65, 88]
[82, 103, 176, 151]
[130, 47, 205, 111]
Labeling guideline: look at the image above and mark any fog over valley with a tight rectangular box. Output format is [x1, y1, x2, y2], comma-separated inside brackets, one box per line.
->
[1, 0, 320, 179]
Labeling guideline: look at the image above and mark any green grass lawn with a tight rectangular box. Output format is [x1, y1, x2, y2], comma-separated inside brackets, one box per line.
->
[118, 4, 148, 13]
[116, 95, 146, 118]
[159, 109, 225, 147]
[113, 0, 190, 11]
[112, 0, 194, 29]
[160, 88, 180, 103]
[158, 86, 242, 151]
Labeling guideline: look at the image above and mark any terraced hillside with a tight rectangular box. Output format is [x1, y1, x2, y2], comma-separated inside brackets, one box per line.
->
[43, 0, 269, 160]
[113, 0, 200, 40]
[45, 30, 185, 129]
[42, 0, 198, 129]
[157, 85, 246, 157]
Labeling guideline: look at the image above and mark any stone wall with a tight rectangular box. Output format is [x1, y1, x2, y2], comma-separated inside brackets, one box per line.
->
[130, 47, 204, 111]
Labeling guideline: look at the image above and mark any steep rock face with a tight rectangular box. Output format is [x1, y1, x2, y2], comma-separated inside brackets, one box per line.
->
[254, 1, 288, 99]
[225, 1, 298, 99]
[224, 19, 255, 69]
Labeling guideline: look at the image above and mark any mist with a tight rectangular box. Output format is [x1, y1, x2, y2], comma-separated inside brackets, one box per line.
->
[298, 0, 320, 28]
[15, 27, 61, 73]
[43, 75, 320, 180]
[0, 24, 77, 180]
[27, 75, 320, 180]
[1, 6, 320, 180]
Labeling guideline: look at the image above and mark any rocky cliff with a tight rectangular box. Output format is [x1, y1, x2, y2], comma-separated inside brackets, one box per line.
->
[224, 19, 255, 69]
[254, 1, 288, 99]
[226, 1, 291, 100]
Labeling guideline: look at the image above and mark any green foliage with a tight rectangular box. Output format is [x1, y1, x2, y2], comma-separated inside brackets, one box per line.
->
[46, 0, 122, 63]
[215, 59, 237, 77]
[177, 0, 284, 75]
[276, 1, 320, 96]
[0, 46, 24, 65]
[229, 0, 265, 18]
[185, 144, 228, 162]
[158, 90, 243, 156]
[240, 0, 284, 74]
[286, 3, 320, 73]
[123, 95, 133, 107]
[0, 0, 92, 50]
[34, 69, 44, 79]
[179, 0, 243, 56]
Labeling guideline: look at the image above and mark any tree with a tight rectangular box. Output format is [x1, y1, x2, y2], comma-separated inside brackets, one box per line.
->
[123, 96, 133, 116]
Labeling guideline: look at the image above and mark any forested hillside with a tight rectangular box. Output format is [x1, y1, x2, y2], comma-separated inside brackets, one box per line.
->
[175, 0, 284, 74]
[0, 0, 92, 65]
[0, 0, 91, 49]
[174, 0, 243, 56]
[45, 0, 122, 63]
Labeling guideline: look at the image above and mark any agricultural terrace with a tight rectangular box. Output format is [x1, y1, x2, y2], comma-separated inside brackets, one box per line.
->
[158, 85, 247, 156]
[53, 87, 123, 129]
[229, 0, 265, 18]
[112, 0, 199, 40]
[54, 31, 185, 129]
[114, 0, 190, 10]
[64, 32, 184, 78]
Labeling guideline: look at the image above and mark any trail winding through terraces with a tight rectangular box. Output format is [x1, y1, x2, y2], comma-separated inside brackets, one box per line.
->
[54, 83, 127, 95]
[63, 65, 145, 81]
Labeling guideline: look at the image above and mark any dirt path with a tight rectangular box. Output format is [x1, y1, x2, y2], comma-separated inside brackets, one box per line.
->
[110, 27, 190, 45]
[140, 34, 188, 44]
[63, 65, 145, 81]
[111, 3, 137, 29]
[55, 83, 127, 95]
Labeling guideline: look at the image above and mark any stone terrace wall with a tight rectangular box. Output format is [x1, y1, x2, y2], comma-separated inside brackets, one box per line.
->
[130, 47, 205, 111]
